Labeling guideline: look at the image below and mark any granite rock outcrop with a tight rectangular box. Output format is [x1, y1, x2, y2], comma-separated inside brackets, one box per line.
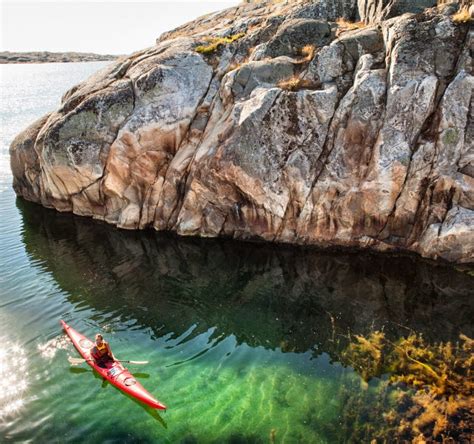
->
[10, 0, 474, 263]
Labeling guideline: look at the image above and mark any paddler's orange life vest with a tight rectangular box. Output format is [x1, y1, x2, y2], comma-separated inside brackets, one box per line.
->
[92, 342, 109, 360]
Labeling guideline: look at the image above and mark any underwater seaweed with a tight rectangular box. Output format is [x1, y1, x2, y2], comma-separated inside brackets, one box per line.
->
[340, 331, 473, 441]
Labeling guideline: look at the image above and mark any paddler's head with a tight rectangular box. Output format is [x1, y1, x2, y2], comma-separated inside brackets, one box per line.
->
[95, 334, 104, 346]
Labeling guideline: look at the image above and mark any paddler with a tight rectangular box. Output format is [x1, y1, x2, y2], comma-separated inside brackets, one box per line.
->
[91, 334, 116, 368]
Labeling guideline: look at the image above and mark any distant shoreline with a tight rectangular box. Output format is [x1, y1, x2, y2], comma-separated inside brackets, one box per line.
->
[0, 51, 120, 64]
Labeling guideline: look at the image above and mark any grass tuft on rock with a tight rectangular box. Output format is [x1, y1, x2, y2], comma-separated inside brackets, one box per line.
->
[278, 76, 318, 92]
[297, 44, 315, 61]
[195, 33, 246, 55]
[452, 7, 472, 23]
[336, 18, 366, 31]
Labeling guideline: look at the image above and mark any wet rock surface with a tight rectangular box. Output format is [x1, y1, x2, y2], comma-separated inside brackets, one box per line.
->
[10, 0, 474, 263]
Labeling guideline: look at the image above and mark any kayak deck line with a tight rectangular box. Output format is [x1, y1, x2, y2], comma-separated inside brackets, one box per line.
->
[61, 320, 167, 410]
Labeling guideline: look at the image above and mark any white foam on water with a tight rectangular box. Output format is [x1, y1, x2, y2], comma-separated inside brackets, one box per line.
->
[37, 335, 72, 360]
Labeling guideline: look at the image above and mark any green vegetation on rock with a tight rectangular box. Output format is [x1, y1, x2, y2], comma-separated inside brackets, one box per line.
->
[443, 128, 459, 145]
[195, 33, 245, 55]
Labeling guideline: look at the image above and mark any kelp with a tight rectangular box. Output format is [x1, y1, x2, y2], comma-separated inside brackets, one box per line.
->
[340, 331, 473, 442]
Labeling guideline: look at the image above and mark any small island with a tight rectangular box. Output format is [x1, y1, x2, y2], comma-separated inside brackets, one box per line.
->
[0, 51, 119, 64]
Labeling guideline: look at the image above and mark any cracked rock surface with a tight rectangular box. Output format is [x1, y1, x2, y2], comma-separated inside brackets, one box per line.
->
[10, 0, 474, 263]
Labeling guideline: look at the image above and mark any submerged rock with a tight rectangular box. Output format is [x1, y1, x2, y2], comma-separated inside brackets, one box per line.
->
[10, 1, 474, 263]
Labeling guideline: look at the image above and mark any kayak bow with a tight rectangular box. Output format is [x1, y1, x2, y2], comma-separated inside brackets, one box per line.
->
[61, 320, 166, 410]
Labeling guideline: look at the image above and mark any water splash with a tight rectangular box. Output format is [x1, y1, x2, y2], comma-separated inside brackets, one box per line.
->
[37, 334, 71, 360]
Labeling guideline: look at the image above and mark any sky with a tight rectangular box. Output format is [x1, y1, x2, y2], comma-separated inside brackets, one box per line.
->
[0, 0, 240, 55]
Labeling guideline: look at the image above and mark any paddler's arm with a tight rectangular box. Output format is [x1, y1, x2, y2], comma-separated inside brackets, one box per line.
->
[90, 347, 98, 362]
[106, 343, 116, 361]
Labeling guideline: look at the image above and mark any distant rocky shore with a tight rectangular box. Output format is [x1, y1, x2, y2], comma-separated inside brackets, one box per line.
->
[0, 51, 119, 64]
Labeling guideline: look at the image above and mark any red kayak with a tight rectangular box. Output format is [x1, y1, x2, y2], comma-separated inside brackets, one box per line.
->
[61, 320, 166, 410]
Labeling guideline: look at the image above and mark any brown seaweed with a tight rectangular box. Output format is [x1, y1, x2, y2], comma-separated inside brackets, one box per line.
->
[340, 332, 473, 442]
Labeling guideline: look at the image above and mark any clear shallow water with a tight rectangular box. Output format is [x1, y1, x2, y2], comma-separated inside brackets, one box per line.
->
[1, 63, 473, 443]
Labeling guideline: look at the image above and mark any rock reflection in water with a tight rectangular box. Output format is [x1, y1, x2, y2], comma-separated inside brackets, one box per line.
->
[18, 200, 474, 361]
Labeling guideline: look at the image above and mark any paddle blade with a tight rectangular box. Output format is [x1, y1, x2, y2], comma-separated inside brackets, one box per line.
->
[67, 356, 147, 365]
[68, 356, 86, 365]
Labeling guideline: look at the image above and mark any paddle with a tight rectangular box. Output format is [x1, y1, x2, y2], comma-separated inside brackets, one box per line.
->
[68, 356, 148, 365]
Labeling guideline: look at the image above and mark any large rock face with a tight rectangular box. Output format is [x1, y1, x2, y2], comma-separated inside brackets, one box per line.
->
[10, 0, 474, 263]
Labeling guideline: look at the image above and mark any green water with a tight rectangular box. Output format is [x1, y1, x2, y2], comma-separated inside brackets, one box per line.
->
[1, 63, 473, 443]
[2, 200, 473, 443]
